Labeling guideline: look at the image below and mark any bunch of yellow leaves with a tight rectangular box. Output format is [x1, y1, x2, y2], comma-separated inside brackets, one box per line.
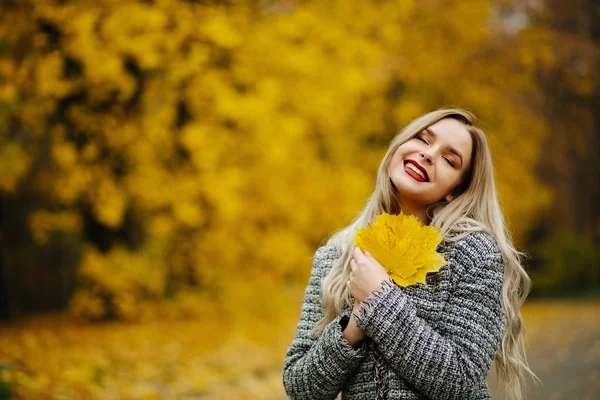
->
[353, 211, 448, 287]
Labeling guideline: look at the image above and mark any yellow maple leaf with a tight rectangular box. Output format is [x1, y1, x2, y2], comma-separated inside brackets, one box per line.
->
[353, 211, 448, 287]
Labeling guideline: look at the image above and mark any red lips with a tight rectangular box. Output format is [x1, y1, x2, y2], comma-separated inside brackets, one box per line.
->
[404, 160, 430, 182]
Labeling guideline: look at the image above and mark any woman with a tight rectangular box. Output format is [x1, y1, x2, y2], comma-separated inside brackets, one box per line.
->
[282, 109, 539, 399]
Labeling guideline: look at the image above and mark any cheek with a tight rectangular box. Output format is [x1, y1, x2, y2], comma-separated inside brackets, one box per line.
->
[393, 145, 415, 163]
[438, 169, 462, 188]
[390, 150, 404, 168]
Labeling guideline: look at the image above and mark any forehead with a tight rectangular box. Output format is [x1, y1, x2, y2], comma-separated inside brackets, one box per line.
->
[426, 119, 472, 161]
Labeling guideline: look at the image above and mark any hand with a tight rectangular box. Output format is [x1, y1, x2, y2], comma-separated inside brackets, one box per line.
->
[347, 247, 390, 304]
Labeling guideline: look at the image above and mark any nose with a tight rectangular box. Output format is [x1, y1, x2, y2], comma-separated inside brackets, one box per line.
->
[420, 151, 434, 165]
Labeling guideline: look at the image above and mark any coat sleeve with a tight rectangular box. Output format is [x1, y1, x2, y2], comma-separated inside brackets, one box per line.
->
[282, 245, 368, 400]
[352, 233, 507, 400]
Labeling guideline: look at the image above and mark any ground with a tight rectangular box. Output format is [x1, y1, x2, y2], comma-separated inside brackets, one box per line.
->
[0, 298, 598, 399]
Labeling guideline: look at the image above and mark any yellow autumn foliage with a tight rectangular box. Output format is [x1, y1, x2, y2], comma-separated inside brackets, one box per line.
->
[0, 0, 552, 322]
[0, 309, 296, 399]
[354, 212, 448, 287]
[1, 0, 597, 398]
[1, 300, 598, 398]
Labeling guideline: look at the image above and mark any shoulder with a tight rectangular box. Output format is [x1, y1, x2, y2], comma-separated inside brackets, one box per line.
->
[311, 244, 341, 279]
[444, 222, 501, 257]
[447, 230, 504, 276]
[454, 230, 502, 258]
[315, 244, 340, 261]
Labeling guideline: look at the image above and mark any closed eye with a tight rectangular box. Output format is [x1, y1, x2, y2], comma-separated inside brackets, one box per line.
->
[417, 135, 455, 167]
[444, 157, 455, 167]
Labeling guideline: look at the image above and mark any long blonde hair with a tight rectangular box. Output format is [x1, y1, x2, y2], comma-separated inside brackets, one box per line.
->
[313, 108, 540, 400]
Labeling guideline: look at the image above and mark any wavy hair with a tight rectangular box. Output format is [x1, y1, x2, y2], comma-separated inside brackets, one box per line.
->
[312, 108, 540, 400]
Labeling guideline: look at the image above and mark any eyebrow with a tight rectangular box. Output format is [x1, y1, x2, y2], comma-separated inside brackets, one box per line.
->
[424, 127, 464, 165]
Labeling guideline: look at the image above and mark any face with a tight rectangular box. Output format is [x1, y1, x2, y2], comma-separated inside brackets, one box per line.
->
[388, 118, 473, 207]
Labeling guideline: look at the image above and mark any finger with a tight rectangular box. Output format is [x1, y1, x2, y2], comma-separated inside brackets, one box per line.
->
[353, 247, 368, 263]
[364, 252, 376, 264]
[364, 252, 384, 269]
[350, 259, 357, 271]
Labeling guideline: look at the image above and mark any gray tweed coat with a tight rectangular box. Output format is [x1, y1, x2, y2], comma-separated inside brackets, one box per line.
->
[282, 230, 506, 399]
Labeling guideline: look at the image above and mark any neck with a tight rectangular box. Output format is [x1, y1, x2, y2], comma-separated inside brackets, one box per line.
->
[398, 200, 430, 225]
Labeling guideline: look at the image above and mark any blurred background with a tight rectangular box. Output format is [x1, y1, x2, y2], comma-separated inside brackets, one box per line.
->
[0, 0, 598, 398]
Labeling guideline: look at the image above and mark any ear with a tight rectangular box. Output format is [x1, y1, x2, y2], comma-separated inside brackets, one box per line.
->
[445, 194, 454, 203]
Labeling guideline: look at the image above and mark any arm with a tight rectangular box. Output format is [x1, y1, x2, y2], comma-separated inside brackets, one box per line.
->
[353, 234, 507, 400]
[341, 302, 367, 348]
[282, 246, 368, 400]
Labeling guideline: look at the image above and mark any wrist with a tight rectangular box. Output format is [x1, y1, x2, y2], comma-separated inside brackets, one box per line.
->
[341, 314, 366, 348]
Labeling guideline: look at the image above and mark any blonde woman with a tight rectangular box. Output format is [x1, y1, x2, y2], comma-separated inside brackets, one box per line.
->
[282, 109, 539, 399]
